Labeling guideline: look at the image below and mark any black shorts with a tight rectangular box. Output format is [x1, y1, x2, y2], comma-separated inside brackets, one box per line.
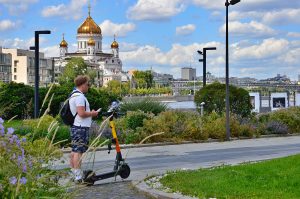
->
[70, 126, 89, 153]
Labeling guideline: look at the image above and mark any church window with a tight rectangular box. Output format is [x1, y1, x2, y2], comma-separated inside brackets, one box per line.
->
[112, 60, 114, 63]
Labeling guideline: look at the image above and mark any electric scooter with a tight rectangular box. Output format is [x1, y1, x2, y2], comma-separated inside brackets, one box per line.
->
[82, 101, 130, 185]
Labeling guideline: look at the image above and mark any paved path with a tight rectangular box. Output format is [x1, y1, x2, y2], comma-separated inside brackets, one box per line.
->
[54, 136, 300, 198]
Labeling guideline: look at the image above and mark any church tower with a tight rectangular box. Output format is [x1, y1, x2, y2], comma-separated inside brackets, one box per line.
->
[77, 2, 102, 53]
[87, 33, 96, 60]
[59, 33, 68, 57]
[111, 34, 119, 58]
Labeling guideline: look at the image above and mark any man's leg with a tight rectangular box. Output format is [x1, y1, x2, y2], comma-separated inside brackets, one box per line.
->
[70, 152, 74, 168]
[73, 152, 82, 169]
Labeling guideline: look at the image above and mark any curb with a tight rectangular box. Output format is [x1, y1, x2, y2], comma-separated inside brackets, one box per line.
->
[61, 133, 300, 154]
[132, 180, 197, 199]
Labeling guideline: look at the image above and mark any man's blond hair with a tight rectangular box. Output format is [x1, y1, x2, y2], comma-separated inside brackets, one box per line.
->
[74, 75, 90, 87]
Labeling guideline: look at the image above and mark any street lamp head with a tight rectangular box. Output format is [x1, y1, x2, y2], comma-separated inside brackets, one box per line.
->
[36, 30, 51, 35]
[230, 0, 240, 5]
[204, 47, 217, 51]
[197, 50, 203, 55]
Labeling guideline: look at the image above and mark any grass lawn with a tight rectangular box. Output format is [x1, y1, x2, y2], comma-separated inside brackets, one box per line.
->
[160, 154, 300, 199]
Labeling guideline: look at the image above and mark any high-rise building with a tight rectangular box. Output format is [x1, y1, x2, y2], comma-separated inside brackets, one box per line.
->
[181, 67, 196, 80]
[1, 48, 53, 86]
[0, 48, 12, 83]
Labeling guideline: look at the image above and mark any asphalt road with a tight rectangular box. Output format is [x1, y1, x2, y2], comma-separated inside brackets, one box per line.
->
[53, 136, 300, 198]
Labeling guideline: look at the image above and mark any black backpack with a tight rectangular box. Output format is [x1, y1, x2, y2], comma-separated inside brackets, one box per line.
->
[60, 91, 86, 126]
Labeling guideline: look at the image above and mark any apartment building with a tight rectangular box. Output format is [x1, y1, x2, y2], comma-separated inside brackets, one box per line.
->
[1, 48, 53, 86]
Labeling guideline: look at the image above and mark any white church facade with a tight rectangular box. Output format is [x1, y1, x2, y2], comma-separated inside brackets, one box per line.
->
[54, 5, 129, 87]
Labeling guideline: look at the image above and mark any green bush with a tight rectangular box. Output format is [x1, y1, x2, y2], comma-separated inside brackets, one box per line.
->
[194, 82, 252, 117]
[23, 115, 70, 146]
[0, 82, 34, 119]
[257, 107, 300, 134]
[120, 98, 167, 115]
[202, 113, 241, 140]
[0, 82, 120, 120]
[269, 107, 300, 133]
[265, 121, 289, 135]
[125, 111, 152, 130]
[134, 111, 204, 143]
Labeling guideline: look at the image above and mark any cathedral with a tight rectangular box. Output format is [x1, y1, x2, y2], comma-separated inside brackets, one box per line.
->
[54, 4, 129, 87]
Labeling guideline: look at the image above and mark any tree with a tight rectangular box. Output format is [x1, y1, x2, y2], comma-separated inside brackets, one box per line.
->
[58, 57, 96, 86]
[133, 70, 153, 88]
[194, 82, 252, 117]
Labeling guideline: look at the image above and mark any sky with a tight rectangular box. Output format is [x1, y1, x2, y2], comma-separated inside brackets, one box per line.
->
[0, 0, 299, 80]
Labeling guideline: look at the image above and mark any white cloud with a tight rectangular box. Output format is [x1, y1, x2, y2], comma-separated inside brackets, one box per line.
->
[127, 0, 186, 21]
[119, 42, 139, 52]
[0, 37, 47, 49]
[279, 48, 300, 64]
[120, 37, 300, 80]
[287, 32, 300, 38]
[229, 9, 300, 25]
[176, 24, 196, 36]
[0, 20, 21, 31]
[0, 0, 38, 14]
[120, 41, 224, 77]
[99, 20, 136, 37]
[262, 9, 300, 25]
[42, 0, 88, 20]
[220, 21, 276, 38]
[192, 0, 223, 10]
[232, 38, 289, 60]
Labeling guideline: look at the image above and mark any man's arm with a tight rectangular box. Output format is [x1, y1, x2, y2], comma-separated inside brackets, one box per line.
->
[77, 106, 98, 118]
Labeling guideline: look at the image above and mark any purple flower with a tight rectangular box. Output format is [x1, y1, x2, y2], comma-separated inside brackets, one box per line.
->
[9, 176, 17, 185]
[28, 160, 33, 168]
[21, 148, 25, 157]
[20, 177, 27, 185]
[22, 164, 27, 173]
[0, 117, 3, 124]
[18, 156, 23, 165]
[21, 137, 26, 142]
[7, 127, 14, 135]
[0, 125, 4, 137]
[16, 140, 21, 148]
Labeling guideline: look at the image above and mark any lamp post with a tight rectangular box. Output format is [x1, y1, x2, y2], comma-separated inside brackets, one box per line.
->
[225, 0, 240, 140]
[30, 30, 51, 118]
[197, 47, 217, 87]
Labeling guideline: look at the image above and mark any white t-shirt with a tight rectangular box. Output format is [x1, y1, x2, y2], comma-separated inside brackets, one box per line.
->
[69, 89, 92, 127]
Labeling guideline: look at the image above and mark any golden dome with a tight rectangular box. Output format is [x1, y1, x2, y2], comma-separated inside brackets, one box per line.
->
[60, 34, 68, 47]
[111, 35, 119, 48]
[77, 16, 101, 35]
[87, 36, 95, 46]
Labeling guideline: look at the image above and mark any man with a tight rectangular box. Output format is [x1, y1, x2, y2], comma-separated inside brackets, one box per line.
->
[69, 75, 98, 182]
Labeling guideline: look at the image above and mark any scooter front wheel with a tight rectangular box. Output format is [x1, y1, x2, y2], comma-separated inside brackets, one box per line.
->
[119, 164, 130, 179]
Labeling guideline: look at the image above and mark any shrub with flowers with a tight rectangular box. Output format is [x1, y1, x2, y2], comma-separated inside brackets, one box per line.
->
[0, 117, 70, 198]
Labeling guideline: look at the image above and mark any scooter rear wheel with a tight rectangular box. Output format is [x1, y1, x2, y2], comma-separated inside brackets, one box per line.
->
[83, 170, 95, 186]
[119, 164, 130, 179]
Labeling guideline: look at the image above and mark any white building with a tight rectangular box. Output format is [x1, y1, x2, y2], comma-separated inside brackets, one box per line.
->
[1, 48, 53, 86]
[54, 5, 128, 87]
[181, 67, 196, 81]
[0, 48, 12, 83]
